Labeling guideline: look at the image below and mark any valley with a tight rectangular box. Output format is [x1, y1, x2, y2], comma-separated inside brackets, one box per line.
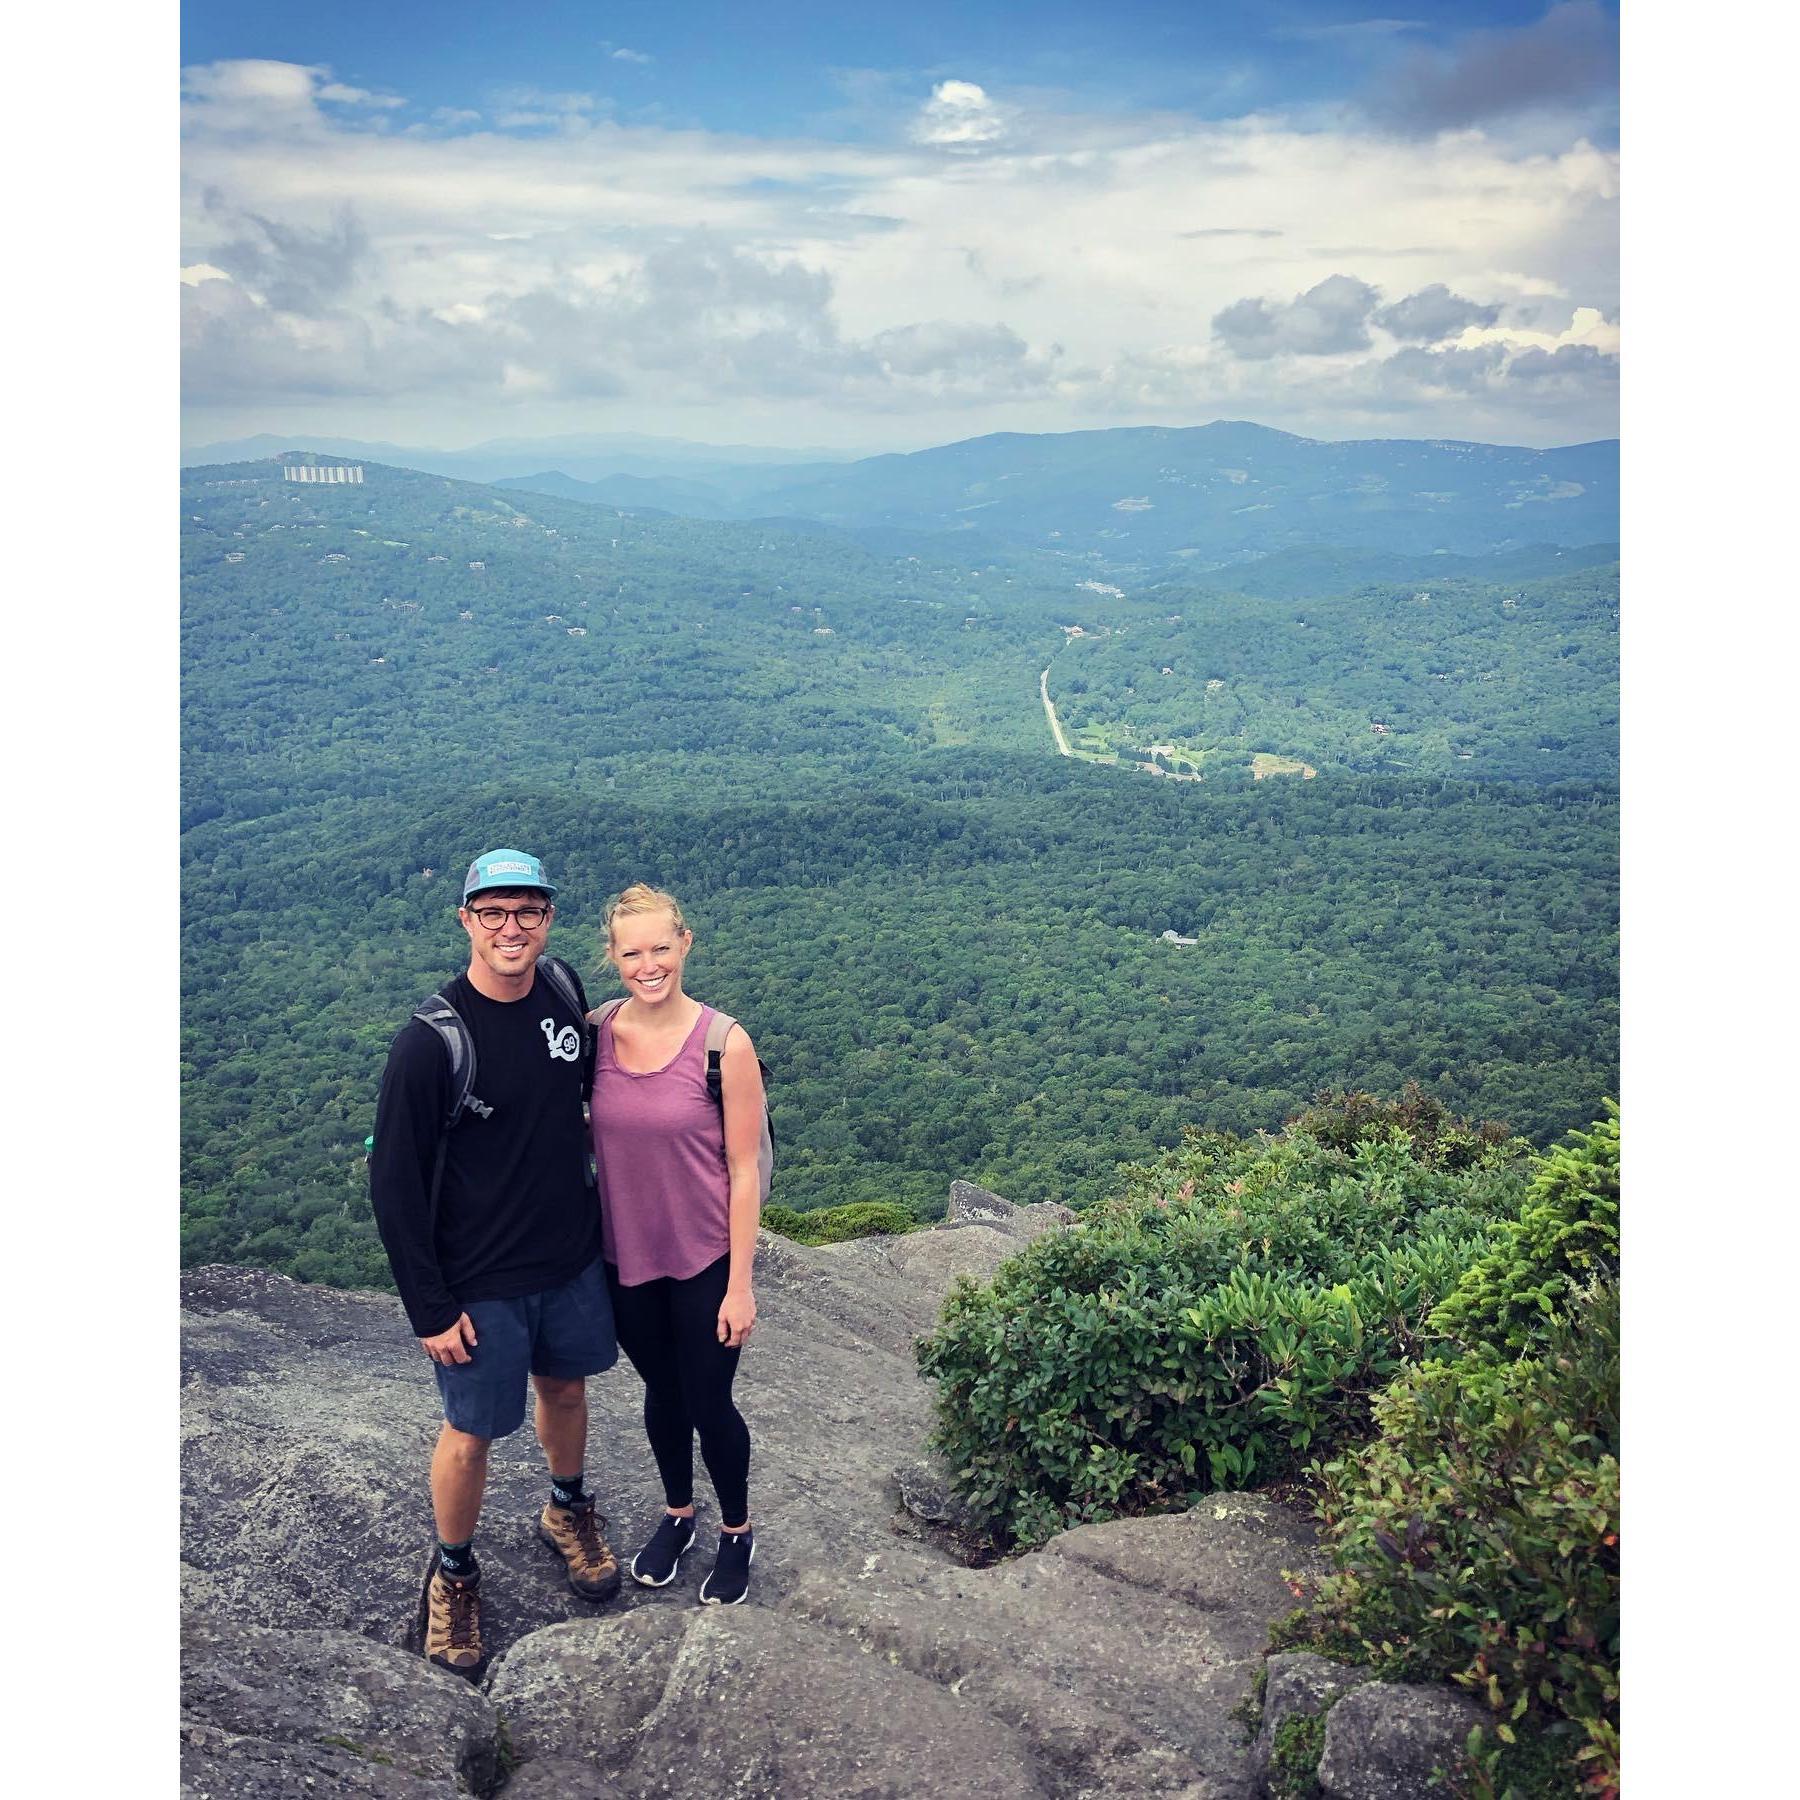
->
[180, 433, 1618, 1296]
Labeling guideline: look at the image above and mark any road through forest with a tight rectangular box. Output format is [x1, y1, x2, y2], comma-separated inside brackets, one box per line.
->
[1039, 666, 1072, 756]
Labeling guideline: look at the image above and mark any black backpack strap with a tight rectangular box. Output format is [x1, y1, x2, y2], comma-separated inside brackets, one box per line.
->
[412, 993, 487, 1128]
[410, 988, 486, 1222]
[701, 1011, 774, 1149]
[703, 1010, 737, 1108]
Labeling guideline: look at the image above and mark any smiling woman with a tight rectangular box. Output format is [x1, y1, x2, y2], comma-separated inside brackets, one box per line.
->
[588, 882, 768, 1606]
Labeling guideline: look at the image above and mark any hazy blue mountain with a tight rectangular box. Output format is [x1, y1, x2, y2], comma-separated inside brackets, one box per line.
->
[468, 421, 1618, 568]
[738, 423, 1618, 560]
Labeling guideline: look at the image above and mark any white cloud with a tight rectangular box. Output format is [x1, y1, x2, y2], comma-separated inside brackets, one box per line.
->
[317, 82, 405, 109]
[179, 59, 1617, 445]
[610, 48, 653, 66]
[912, 80, 1008, 147]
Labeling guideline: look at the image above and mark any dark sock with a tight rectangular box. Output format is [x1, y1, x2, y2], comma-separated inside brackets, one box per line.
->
[550, 1472, 587, 1511]
[437, 1538, 478, 1581]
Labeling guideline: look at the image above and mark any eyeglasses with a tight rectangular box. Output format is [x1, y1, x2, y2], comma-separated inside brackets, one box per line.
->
[468, 905, 550, 930]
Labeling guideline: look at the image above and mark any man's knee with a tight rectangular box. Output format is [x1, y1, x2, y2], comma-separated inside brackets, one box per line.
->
[436, 1423, 491, 1468]
[533, 1374, 587, 1413]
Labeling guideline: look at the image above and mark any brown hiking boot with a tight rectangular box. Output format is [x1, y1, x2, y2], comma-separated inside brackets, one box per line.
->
[423, 1569, 485, 1678]
[539, 1500, 621, 1600]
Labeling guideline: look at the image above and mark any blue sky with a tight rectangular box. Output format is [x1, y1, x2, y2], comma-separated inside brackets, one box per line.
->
[180, 2, 1619, 450]
[181, 3, 1609, 141]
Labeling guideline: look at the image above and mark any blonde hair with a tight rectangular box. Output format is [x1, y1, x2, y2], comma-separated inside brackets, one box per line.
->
[603, 882, 689, 946]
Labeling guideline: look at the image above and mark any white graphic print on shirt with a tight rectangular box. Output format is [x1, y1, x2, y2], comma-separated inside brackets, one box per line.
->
[541, 1018, 582, 1062]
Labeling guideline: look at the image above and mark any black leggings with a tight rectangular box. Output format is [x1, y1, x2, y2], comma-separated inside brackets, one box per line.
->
[606, 1254, 750, 1526]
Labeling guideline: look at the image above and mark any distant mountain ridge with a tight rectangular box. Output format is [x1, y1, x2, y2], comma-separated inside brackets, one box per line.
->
[185, 419, 1617, 568]
[728, 422, 1618, 563]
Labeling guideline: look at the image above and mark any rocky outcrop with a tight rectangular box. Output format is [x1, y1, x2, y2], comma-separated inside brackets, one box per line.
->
[945, 1178, 1078, 1238]
[1248, 1652, 1486, 1800]
[182, 1199, 1332, 1797]
[1314, 1683, 1487, 1800]
[1253, 1653, 1378, 1786]
[180, 1612, 498, 1797]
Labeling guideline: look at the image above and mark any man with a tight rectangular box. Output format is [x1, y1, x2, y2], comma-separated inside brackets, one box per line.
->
[371, 847, 618, 1679]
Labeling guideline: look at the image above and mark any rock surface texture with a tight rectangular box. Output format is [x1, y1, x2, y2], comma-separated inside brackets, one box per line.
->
[182, 1192, 1331, 1797]
[1314, 1683, 1487, 1800]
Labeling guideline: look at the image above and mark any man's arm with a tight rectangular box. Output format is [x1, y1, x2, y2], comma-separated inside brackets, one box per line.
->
[369, 1023, 464, 1340]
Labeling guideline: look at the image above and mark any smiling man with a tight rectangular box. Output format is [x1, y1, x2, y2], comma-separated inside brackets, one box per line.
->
[370, 847, 619, 1678]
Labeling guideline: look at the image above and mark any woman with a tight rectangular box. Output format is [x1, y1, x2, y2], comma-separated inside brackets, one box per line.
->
[588, 883, 764, 1604]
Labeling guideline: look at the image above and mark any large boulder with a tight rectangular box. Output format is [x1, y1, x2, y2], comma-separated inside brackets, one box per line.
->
[183, 1189, 1326, 1797]
[180, 1611, 498, 1797]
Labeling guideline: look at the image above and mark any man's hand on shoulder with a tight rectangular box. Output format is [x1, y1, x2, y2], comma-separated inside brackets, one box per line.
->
[420, 1313, 479, 1364]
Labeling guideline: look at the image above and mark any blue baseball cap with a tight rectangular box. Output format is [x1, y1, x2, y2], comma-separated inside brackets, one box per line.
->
[462, 848, 557, 902]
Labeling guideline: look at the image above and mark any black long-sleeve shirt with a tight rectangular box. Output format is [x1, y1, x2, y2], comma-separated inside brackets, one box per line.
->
[370, 969, 600, 1337]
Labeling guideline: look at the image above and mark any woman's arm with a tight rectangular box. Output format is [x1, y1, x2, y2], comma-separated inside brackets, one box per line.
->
[716, 1025, 766, 1347]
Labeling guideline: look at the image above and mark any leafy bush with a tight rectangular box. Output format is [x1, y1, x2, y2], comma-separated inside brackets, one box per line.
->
[916, 1121, 1525, 1546]
[1286, 1082, 1522, 1172]
[1430, 1104, 1618, 1357]
[1310, 1283, 1619, 1794]
[761, 1200, 919, 1245]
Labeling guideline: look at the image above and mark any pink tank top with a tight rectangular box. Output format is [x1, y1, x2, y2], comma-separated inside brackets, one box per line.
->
[590, 1004, 731, 1286]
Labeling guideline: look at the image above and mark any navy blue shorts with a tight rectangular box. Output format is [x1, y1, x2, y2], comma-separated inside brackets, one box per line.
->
[433, 1256, 618, 1440]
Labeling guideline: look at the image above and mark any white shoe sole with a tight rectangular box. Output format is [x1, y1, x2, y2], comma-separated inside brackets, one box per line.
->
[699, 1539, 756, 1606]
[630, 1530, 695, 1587]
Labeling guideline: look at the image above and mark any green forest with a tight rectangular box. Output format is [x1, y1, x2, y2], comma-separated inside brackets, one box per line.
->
[180, 458, 1618, 1294]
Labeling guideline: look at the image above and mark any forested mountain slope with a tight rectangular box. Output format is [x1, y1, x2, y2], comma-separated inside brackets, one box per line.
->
[205, 420, 1620, 569]
[181, 456, 1617, 1292]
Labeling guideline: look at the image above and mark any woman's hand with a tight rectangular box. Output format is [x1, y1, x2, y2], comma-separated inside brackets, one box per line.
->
[717, 1287, 756, 1348]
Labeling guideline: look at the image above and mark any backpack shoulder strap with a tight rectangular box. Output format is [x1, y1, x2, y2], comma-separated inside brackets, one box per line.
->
[409, 987, 488, 1225]
[703, 1010, 738, 1106]
[588, 996, 627, 1028]
[412, 992, 488, 1128]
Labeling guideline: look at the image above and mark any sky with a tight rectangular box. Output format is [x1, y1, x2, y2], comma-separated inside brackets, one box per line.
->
[179, 1, 1619, 452]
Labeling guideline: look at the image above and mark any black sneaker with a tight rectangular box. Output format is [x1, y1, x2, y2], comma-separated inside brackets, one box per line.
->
[699, 1529, 755, 1606]
[630, 1511, 697, 1587]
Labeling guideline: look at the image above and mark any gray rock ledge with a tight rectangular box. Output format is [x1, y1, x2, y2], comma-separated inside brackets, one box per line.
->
[183, 1186, 1326, 1797]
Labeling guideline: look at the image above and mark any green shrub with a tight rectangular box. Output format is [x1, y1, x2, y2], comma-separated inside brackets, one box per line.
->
[762, 1200, 920, 1245]
[1311, 1283, 1619, 1794]
[916, 1122, 1525, 1546]
[1430, 1104, 1618, 1357]
[1285, 1082, 1523, 1172]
